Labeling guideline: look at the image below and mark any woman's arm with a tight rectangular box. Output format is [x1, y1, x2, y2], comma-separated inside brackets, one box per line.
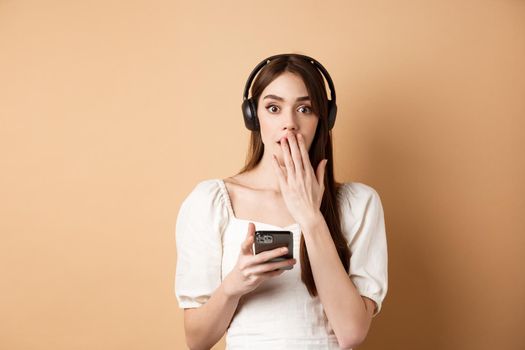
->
[183, 283, 241, 350]
[270, 133, 379, 349]
[182, 223, 296, 349]
[301, 213, 374, 349]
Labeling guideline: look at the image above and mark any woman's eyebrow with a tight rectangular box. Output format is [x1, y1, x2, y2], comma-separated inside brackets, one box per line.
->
[263, 94, 310, 102]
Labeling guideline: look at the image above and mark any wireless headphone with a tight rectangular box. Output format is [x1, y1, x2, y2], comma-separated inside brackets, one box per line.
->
[241, 53, 337, 131]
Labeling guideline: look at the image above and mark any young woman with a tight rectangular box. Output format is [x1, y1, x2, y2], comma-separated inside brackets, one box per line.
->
[175, 54, 388, 349]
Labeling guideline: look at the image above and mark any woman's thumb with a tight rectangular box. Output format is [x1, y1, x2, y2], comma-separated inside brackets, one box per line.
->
[241, 222, 255, 255]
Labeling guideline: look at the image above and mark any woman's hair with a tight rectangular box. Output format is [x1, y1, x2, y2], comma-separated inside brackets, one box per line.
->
[238, 55, 351, 297]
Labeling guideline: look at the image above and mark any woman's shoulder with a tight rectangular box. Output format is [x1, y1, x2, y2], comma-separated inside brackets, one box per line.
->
[189, 178, 222, 192]
[181, 178, 225, 207]
[337, 181, 384, 218]
[177, 178, 230, 223]
[336, 181, 385, 240]
[337, 181, 381, 203]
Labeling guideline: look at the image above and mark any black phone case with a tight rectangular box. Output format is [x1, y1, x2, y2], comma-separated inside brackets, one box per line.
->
[253, 230, 293, 270]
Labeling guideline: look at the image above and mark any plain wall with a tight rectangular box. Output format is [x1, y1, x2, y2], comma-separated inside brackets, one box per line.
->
[1, 0, 524, 349]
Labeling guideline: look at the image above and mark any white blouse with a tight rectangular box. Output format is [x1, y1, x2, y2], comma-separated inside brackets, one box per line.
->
[175, 179, 388, 349]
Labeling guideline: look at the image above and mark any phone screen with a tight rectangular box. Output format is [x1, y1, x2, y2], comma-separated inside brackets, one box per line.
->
[253, 230, 293, 269]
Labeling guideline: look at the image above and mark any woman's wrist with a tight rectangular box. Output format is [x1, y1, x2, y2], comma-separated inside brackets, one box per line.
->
[221, 273, 244, 301]
[299, 210, 325, 234]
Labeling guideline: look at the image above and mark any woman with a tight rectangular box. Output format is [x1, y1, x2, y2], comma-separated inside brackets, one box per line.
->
[175, 53, 388, 349]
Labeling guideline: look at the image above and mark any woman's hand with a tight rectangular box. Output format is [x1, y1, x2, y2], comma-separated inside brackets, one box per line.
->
[223, 223, 296, 298]
[272, 132, 328, 228]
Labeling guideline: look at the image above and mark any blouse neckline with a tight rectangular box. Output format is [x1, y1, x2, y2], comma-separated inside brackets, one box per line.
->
[216, 179, 300, 231]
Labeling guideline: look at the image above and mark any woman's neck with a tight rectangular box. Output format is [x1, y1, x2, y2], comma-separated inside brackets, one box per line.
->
[237, 152, 282, 194]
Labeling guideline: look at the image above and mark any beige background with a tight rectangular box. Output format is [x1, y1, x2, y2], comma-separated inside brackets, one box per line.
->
[1, 0, 524, 349]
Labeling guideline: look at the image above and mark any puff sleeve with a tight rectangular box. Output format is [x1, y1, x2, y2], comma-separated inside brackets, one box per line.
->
[339, 183, 388, 318]
[174, 180, 228, 309]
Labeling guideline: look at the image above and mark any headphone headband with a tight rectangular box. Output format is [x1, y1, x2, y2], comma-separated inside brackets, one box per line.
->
[242, 53, 336, 104]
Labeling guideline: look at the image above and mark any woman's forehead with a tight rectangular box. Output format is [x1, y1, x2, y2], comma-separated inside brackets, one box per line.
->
[260, 72, 309, 101]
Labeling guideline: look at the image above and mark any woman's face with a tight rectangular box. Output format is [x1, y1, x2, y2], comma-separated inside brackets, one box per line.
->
[256, 72, 319, 161]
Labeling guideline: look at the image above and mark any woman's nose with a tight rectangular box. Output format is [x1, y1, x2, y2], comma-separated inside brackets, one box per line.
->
[282, 109, 298, 130]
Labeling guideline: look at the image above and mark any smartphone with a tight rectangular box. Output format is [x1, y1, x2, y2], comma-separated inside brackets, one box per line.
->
[253, 230, 294, 270]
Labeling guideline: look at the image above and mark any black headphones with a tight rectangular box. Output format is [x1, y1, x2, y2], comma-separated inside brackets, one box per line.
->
[241, 53, 337, 131]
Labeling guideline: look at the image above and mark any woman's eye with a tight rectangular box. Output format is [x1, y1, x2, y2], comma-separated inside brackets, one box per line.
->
[298, 106, 312, 114]
[267, 105, 280, 113]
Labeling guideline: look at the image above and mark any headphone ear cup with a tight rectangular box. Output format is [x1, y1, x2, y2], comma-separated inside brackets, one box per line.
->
[327, 100, 337, 130]
[242, 98, 259, 131]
